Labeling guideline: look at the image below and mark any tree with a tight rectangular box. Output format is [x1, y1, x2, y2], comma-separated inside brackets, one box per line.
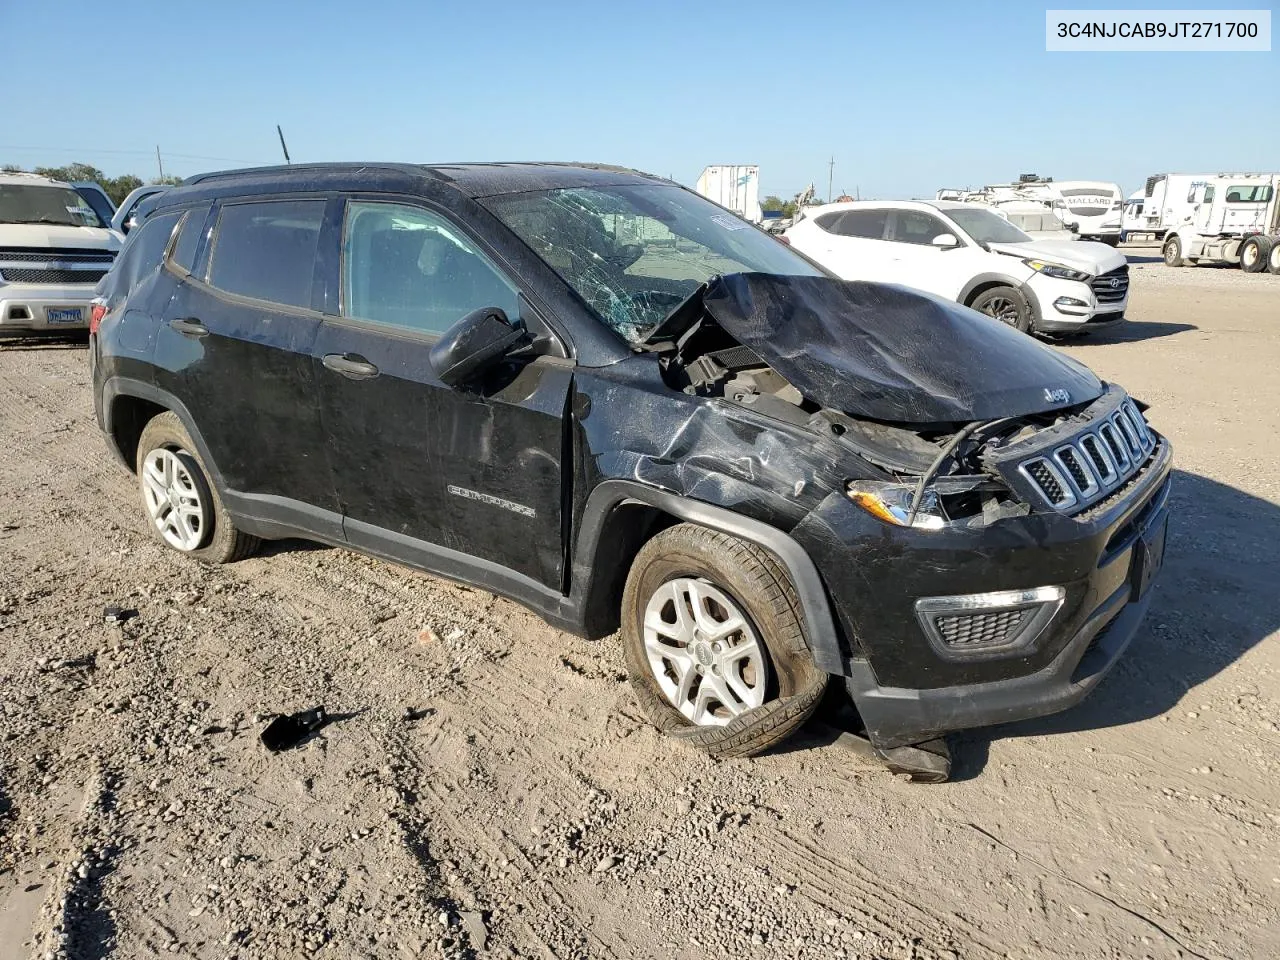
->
[107, 175, 144, 205]
[761, 194, 799, 218]
[34, 162, 108, 185]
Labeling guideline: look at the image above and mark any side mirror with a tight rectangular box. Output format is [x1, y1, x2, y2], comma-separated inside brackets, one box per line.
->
[931, 234, 959, 249]
[429, 307, 528, 388]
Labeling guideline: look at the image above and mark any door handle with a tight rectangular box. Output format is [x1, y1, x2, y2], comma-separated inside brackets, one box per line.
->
[322, 353, 380, 380]
[169, 318, 208, 338]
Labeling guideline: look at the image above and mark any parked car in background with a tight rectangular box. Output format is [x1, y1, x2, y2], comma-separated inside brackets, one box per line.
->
[0, 172, 120, 338]
[70, 181, 117, 228]
[91, 162, 1171, 781]
[786, 199, 1129, 336]
[111, 184, 169, 235]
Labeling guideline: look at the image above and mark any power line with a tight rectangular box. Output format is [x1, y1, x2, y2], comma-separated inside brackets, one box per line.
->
[0, 145, 272, 165]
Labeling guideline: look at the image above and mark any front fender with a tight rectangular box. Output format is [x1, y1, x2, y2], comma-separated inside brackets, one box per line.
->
[572, 479, 847, 675]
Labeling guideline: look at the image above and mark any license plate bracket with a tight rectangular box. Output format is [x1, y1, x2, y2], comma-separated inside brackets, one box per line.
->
[1130, 512, 1169, 601]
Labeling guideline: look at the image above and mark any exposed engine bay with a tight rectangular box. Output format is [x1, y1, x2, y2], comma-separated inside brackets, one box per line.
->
[645, 292, 1131, 528]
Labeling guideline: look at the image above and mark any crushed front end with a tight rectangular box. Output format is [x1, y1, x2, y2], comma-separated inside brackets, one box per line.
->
[792, 385, 1172, 753]
[640, 273, 1174, 770]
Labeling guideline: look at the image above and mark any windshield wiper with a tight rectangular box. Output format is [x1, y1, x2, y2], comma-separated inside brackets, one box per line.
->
[3, 217, 76, 225]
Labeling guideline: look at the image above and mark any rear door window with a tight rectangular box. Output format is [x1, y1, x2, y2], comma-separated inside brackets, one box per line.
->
[207, 199, 325, 309]
[829, 209, 889, 239]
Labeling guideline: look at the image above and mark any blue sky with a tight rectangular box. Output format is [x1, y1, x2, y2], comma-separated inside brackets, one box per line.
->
[3, 1, 1275, 200]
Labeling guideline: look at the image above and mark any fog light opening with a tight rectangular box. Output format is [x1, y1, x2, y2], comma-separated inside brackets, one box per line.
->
[915, 586, 1066, 660]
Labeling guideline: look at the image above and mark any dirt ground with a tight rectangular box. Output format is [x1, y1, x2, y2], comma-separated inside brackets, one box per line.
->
[1, 247, 1278, 960]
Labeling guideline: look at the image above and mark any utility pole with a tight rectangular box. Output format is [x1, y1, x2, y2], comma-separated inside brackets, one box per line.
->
[277, 125, 292, 164]
[827, 156, 834, 204]
[156, 146, 164, 180]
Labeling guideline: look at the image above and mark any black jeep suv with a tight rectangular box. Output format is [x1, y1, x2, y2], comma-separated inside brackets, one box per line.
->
[91, 163, 1172, 780]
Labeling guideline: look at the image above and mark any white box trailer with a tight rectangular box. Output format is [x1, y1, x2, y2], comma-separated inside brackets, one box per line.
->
[1162, 173, 1280, 273]
[695, 165, 762, 223]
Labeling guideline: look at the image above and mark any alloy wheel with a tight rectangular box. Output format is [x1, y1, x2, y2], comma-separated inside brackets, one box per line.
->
[142, 447, 208, 551]
[982, 297, 1020, 326]
[642, 577, 769, 726]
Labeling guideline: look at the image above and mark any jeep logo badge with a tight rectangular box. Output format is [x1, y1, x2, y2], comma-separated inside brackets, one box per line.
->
[1044, 388, 1071, 404]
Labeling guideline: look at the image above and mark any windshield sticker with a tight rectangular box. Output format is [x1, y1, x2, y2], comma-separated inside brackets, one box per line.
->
[711, 214, 750, 231]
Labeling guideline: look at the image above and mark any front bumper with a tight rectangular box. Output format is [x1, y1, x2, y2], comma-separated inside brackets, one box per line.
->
[1023, 275, 1127, 333]
[793, 436, 1173, 750]
[0, 283, 96, 333]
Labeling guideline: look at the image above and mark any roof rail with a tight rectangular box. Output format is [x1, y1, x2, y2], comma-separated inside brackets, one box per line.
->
[182, 161, 435, 186]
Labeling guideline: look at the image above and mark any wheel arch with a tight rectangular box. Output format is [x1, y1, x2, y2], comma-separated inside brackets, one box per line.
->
[569, 480, 845, 675]
[958, 273, 1028, 308]
[102, 378, 226, 490]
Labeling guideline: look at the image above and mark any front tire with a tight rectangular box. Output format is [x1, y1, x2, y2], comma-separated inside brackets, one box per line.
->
[1239, 235, 1273, 273]
[135, 412, 260, 564]
[620, 524, 827, 759]
[969, 286, 1032, 333]
[1163, 235, 1184, 267]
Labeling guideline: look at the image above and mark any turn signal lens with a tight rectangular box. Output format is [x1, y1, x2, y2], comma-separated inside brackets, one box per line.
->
[846, 481, 946, 531]
[89, 301, 107, 334]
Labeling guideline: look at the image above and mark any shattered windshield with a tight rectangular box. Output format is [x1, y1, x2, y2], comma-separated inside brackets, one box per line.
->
[484, 184, 821, 342]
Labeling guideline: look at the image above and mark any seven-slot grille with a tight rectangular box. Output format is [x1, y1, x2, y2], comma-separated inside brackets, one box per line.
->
[0, 247, 116, 285]
[1018, 399, 1155, 512]
[1091, 265, 1129, 304]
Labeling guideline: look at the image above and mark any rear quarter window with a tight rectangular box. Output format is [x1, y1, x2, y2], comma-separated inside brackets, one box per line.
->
[168, 204, 212, 274]
[107, 211, 182, 298]
[206, 199, 325, 309]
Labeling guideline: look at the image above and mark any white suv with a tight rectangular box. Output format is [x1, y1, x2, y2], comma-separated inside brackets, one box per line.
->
[0, 173, 121, 338]
[785, 200, 1129, 335]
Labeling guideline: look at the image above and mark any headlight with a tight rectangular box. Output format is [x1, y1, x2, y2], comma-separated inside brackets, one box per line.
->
[1024, 259, 1091, 283]
[846, 481, 946, 531]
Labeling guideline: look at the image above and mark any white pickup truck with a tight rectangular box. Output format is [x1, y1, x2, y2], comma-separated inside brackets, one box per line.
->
[0, 173, 121, 338]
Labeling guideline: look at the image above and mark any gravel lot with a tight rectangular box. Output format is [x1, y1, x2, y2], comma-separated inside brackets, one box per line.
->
[1, 247, 1278, 960]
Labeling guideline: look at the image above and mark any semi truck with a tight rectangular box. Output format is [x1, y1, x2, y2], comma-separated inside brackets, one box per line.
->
[1161, 173, 1280, 273]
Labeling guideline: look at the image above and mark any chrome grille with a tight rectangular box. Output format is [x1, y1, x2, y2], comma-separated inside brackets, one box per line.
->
[0, 268, 108, 284]
[1022, 458, 1073, 508]
[1091, 266, 1129, 304]
[0, 247, 116, 264]
[1019, 401, 1157, 513]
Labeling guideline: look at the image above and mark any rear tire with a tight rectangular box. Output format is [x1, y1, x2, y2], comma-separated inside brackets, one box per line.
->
[969, 286, 1032, 333]
[1163, 235, 1184, 267]
[135, 412, 260, 564]
[620, 524, 827, 759]
[1239, 235, 1273, 273]
[1270, 238, 1280, 275]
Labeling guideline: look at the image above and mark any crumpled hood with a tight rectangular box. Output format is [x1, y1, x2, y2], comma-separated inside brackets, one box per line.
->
[987, 239, 1126, 275]
[694, 273, 1104, 424]
[0, 223, 119, 251]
